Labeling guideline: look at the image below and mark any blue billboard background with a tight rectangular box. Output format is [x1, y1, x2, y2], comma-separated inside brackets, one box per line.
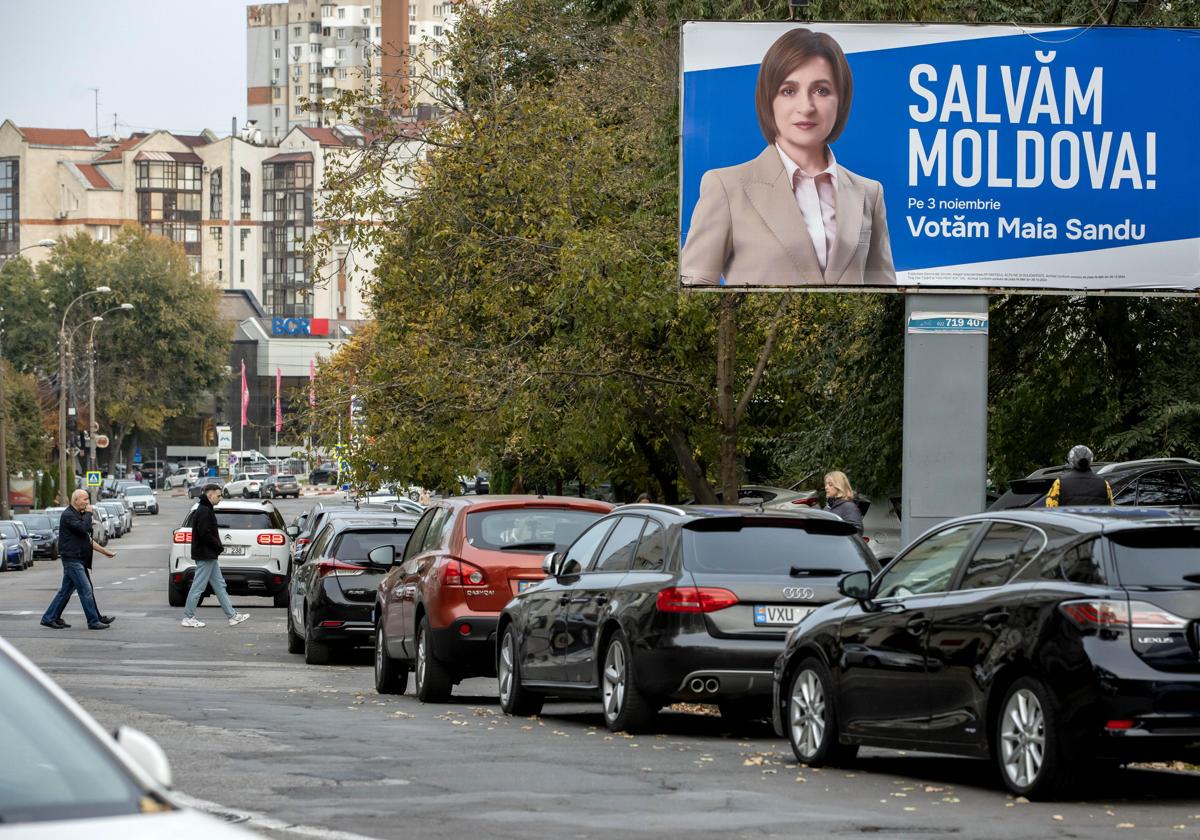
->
[681, 26, 1200, 282]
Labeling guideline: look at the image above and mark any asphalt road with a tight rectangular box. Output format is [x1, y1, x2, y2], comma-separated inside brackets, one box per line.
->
[1, 494, 1198, 840]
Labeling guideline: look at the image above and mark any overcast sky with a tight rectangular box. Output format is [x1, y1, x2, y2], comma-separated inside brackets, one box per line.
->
[2, 0, 250, 137]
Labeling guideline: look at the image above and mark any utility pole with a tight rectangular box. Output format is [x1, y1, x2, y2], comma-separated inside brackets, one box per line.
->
[0, 305, 9, 519]
[88, 326, 97, 501]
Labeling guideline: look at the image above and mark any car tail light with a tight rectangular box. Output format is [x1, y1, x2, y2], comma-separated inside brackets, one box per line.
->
[296, 537, 311, 547]
[1060, 600, 1189, 632]
[790, 496, 819, 507]
[172, 531, 192, 544]
[1106, 719, 1135, 730]
[257, 533, 286, 545]
[656, 586, 738, 613]
[441, 558, 486, 587]
[316, 559, 366, 578]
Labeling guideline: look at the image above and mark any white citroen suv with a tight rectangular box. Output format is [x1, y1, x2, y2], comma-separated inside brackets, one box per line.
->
[167, 500, 291, 608]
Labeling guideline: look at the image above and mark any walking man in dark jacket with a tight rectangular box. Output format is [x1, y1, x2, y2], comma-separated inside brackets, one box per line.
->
[1046, 445, 1114, 507]
[41, 489, 115, 630]
[181, 482, 249, 628]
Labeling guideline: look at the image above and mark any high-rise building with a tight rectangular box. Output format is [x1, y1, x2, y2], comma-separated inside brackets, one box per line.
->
[247, 0, 455, 139]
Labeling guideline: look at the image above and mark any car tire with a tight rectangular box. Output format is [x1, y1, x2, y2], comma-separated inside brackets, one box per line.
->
[168, 583, 186, 608]
[273, 588, 289, 608]
[374, 625, 409, 695]
[786, 658, 858, 767]
[286, 607, 304, 654]
[304, 633, 332, 665]
[414, 616, 453, 703]
[222, 488, 230, 499]
[995, 677, 1074, 800]
[498, 624, 543, 716]
[601, 630, 657, 733]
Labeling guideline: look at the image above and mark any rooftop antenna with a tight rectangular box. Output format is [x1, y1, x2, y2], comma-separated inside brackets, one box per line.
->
[88, 87, 100, 138]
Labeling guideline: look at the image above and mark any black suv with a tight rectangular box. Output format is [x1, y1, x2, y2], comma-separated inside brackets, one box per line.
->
[990, 458, 1200, 511]
[773, 508, 1200, 800]
[497, 504, 875, 732]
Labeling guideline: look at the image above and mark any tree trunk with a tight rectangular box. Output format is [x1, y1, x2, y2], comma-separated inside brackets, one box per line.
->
[716, 295, 739, 503]
[667, 426, 717, 503]
[632, 429, 680, 504]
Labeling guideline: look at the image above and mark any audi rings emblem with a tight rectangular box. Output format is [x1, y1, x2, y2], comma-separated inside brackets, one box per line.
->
[782, 587, 815, 600]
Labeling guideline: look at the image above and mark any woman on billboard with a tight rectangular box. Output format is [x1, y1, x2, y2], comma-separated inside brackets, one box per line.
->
[680, 28, 896, 287]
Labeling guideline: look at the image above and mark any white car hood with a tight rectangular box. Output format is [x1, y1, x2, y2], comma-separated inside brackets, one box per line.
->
[0, 809, 259, 839]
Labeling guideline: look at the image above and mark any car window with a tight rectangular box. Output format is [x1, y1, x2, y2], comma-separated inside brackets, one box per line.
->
[562, 519, 616, 575]
[464, 508, 605, 552]
[1182, 470, 1200, 504]
[632, 521, 665, 571]
[213, 510, 279, 530]
[588, 516, 643, 573]
[308, 524, 335, 560]
[875, 523, 980, 599]
[403, 509, 436, 561]
[957, 522, 1041, 591]
[419, 507, 453, 553]
[683, 522, 877, 575]
[332, 528, 413, 562]
[1113, 480, 1138, 505]
[0, 524, 17, 539]
[1136, 470, 1189, 506]
[1109, 526, 1200, 587]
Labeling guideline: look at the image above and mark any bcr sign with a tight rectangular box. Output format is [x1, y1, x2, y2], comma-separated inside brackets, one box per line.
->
[271, 317, 329, 337]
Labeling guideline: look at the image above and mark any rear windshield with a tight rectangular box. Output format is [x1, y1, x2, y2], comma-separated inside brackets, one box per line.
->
[184, 509, 282, 530]
[16, 515, 51, 529]
[332, 529, 413, 561]
[1108, 527, 1200, 587]
[466, 508, 605, 551]
[988, 479, 1054, 511]
[124, 486, 152, 496]
[683, 523, 878, 575]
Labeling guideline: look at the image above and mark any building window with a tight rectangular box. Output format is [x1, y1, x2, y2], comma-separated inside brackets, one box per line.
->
[240, 168, 251, 220]
[240, 227, 251, 251]
[0, 158, 18, 257]
[409, 4, 416, 16]
[294, 84, 302, 96]
[262, 158, 314, 317]
[210, 226, 223, 246]
[209, 168, 222, 218]
[217, 257, 223, 284]
[310, 43, 319, 55]
[273, 28, 280, 40]
[338, 68, 348, 79]
[274, 126, 281, 138]
[309, 82, 318, 93]
[274, 106, 281, 118]
[409, 24, 416, 35]
[337, 47, 346, 60]
[337, 6, 346, 18]
[336, 27, 345, 39]
[433, 25, 442, 35]
[240, 259, 245, 283]
[292, 45, 302, 61]
[93, 224, 110, 242]
[293, 25, 302, 36]
[136, 160, 202, 256]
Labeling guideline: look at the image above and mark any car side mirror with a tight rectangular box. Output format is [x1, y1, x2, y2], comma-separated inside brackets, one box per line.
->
[115, 726, 173, 789]
[285, 525, 299, 538]
[838, 570, 873, 602]
[367, 545, 396, 567]
[542, 551, 563, 577]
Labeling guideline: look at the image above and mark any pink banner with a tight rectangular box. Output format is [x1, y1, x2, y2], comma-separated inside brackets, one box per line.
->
[309, 359, 316, 407]
[275, 367, 282, 433]
[240, 360, 249, 428]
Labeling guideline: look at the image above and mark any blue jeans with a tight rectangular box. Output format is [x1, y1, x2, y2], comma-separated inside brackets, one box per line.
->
[42, 560, 103, 628]
[183, 559, 236, 619]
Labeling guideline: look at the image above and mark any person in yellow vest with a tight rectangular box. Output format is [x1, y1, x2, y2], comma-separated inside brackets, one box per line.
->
[1045, 445, 1113, 507]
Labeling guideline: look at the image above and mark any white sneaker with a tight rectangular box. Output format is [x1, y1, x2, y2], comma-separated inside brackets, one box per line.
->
[181, 617, 206, 628]
[228, 613, 250, 627]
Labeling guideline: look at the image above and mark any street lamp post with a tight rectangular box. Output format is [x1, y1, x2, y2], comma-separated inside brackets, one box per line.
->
[85, 303, 134, 500]
[0, 239, 55, 517]
[59, 286, 112, 502]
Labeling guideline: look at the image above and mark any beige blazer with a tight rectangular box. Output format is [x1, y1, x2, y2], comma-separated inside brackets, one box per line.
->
[680, 146, 896, 287]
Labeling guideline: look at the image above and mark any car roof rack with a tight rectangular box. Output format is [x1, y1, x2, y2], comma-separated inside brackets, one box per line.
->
[1097, 457, 1200, 474]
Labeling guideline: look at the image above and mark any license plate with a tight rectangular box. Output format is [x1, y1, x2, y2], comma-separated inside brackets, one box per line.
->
[753, 605, 813, 626]
[223, 545, 247, 556]
[517, 580, 539, 593]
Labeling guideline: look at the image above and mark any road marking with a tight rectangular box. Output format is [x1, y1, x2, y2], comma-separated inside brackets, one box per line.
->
[111, 544, 167, 550]
[173, 792, 387, 840]
[0, 610, 35, 616]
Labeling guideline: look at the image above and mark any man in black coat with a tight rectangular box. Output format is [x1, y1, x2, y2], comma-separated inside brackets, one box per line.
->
[180, 482, 249, 628]
[40, 489, 116, 630]
[1046, 445, 1114, 507]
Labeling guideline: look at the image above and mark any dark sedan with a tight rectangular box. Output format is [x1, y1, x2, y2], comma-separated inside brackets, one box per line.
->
[263, 474, 301, 499]
[773, 508, 1200, 800]
[287, 514, 418, 665]
[14, 513, 57, 560]
[188, 478, 222, 499]
[496, 504, 874, 732]
[309, 463, 339, 485]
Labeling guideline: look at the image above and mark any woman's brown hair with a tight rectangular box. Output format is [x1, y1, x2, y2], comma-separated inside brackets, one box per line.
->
[755, 28, 854, 146]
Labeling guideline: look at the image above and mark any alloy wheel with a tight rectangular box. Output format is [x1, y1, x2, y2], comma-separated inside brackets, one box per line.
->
[416, 629, 427, 690]
[498, 632, 515, 707]
[790, 668, 826, 760]
[1000, 688, 1046, 789]
[602, 641, 626, 722]
[374, 627, 385, 683]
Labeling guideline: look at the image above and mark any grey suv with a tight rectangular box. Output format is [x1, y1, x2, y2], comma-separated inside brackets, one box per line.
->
[990, 458, 1200, 512]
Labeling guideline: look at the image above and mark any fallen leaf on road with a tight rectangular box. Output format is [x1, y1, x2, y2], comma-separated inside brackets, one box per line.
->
[1052, 815, 1064, 821]
[1117, 824, 1136, 829]
[1014, 796, 1030, 804]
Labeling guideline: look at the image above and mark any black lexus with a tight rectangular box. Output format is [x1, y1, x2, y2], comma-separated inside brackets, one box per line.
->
[772, 507, 1200, 799]
[496, 504, 876, 732]
[287, 513, 418, 665]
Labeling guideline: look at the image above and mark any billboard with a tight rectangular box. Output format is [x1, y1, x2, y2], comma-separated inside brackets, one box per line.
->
[679, 22, 1200, 292]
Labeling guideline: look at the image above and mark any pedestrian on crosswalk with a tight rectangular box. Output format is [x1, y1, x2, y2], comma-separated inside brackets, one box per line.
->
[180, 482, 249, 629]
[40, 490, 115, 630]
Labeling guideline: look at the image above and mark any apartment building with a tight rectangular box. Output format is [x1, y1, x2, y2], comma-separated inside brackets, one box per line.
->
[246, 0, 455, 138]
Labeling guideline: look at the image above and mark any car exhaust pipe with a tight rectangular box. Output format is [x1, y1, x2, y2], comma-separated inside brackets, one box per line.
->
[689, 678, 705, 693]
[704, 678, 719, 693]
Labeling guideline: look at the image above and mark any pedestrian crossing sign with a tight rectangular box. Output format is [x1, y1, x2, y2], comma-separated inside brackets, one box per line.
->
[86, 470, 102, 487]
